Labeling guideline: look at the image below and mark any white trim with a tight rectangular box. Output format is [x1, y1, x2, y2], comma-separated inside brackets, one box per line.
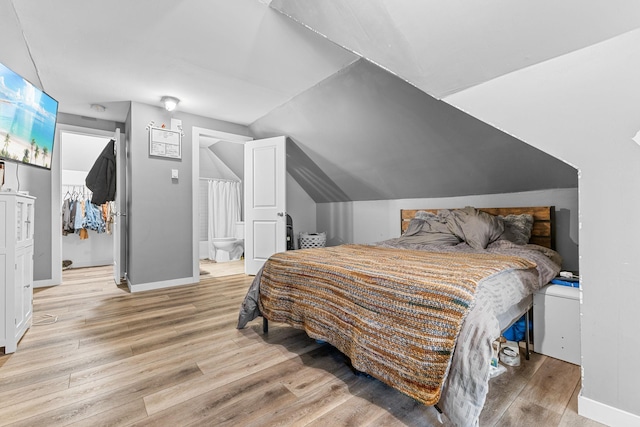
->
[65, 261, 113, 269]
[192, 128, 199, 283]
[52, 124, 117, 287]
[191, 126, 252, 284]
[127, 276, 196, 293]
[579, 393, 640, 426]
[33, 279, 56, 288]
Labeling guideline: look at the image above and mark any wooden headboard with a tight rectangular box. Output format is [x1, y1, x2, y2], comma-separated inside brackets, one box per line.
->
[400, 206, 554, 249]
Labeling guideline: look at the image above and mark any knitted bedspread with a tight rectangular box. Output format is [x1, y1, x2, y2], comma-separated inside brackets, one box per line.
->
[259, 244, 536, 405]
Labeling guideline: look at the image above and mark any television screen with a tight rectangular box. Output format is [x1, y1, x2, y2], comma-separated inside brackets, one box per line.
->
[0, 62, 58, 169]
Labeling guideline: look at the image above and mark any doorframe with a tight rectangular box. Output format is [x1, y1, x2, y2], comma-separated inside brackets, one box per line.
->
[191, 127, 253, 280]
[48, 124, 118, 287]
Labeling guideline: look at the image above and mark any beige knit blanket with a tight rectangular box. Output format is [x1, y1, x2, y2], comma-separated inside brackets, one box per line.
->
[259, 244, 536, 405]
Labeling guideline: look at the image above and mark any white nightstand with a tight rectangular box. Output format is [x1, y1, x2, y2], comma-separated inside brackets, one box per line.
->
[533, 284, 581, 365]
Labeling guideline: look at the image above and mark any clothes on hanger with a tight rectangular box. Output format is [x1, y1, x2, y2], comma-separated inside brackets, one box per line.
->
[86, 139, 116, 205]
[103, 202, 114, 234]
[84, 199, 106, 234]
[74, 199, 85, 232]
[62, 198, 73, 236]
[61, 185, 112, 239]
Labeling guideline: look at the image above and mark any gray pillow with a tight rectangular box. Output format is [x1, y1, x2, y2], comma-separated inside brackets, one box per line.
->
[399, 211, 460, 245]
[499, 214, 534, 245]
[442, 207, 504, 250]
[414, 210, 436, 220]
[403, 218, 427, 236]
[397, 232, 461, 246]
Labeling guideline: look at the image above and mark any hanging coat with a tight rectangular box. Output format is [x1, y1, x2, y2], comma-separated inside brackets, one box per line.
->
[85, 139, 116, 205]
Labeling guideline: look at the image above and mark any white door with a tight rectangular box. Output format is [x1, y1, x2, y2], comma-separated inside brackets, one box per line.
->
[112, 128, 126, 284]
[244, 136, 287, 275]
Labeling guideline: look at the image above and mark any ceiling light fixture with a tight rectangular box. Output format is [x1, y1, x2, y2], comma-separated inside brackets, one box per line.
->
[90, 103, 106, 112]
[161, 96, 180, 112]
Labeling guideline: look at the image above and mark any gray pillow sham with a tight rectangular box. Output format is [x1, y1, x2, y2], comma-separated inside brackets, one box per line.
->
[499, 214, 534, 245]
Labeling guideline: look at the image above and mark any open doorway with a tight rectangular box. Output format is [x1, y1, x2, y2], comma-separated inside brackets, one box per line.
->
[60, 132, 114, 269]
[191, 127, 252, 280]
[51, 125, 119, 285]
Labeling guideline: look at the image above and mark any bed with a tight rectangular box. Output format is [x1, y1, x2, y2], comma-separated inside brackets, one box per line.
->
[237, 206, 561, 427]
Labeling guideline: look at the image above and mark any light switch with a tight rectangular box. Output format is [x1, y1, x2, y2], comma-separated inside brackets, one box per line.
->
[171, 169, 179, 179]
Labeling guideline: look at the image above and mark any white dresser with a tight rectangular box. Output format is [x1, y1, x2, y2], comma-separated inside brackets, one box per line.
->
[0, 192, 35, 354]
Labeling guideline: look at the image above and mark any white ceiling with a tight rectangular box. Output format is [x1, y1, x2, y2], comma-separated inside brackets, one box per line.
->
[272, 0, 640, 99]
[2, 0, 356, 124]
[4, 0, 640, 126]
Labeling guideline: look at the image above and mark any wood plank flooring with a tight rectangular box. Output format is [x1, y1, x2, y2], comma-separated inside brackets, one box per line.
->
[0, 264, 604, 426]
[199, 259, 244, 277]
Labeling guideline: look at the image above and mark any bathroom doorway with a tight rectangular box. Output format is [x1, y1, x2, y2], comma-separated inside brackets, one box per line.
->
[191, 127, 252, 280]
[199, 178, 242, 262]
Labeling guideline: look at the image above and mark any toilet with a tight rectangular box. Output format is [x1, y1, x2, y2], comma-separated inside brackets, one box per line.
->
[212, 222, 244, 262]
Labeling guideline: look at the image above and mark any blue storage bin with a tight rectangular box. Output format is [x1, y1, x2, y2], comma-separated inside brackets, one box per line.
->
[503, 315, 532, 342]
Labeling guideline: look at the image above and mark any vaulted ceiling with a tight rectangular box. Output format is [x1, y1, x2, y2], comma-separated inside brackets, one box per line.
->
[271, 0, 640, 100]
[1, 0, 356, 124]
[250, 59, 576, 202]
[4, 0, 638, 202]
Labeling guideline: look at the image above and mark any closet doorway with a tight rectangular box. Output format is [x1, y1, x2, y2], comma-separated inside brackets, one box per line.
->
[58, 129, 115, 272]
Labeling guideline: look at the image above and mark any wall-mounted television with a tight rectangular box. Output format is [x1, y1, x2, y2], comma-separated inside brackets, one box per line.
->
[0, 62, 58, 170]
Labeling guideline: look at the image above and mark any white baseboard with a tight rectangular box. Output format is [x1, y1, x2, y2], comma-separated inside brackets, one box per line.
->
[67, 261, 113, 269]
[579, 393, 640, 426]
[127, 275, 198, 293]
[34, 279, 58, 288]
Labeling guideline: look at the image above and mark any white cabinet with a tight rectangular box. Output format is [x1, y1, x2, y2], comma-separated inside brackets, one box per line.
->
[533, 284, 581, 365]
[0, 192, 35, 354]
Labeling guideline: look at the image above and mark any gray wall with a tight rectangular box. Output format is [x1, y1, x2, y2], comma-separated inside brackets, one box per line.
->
[200, 147, 239, 181]
[126, 102, 250, 287]
[317, 188, 579, 272]
[57, 112, 126, 134]
[286, 174, 316, 249]
[444, 30, 640, 421]
[250, 59, 578, 203]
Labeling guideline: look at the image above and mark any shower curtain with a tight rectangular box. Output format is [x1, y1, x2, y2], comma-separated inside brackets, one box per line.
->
[207, 179, 241, 260]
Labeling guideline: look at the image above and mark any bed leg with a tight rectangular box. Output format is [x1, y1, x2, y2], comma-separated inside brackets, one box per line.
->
[263, 317, 269, 334]
[524, 309, 531, 360]
[433, 404, 444, 424]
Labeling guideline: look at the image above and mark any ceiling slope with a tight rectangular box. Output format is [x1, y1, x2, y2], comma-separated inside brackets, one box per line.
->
[251, 59, 577, 202]
[271, 0, 640, 99]
[4, 0, 357, 124]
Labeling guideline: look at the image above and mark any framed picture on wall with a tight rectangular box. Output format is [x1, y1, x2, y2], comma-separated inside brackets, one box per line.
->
[149, 126, 181, 160]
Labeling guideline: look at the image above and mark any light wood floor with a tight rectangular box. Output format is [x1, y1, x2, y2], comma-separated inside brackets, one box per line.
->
[199, 259, 244, 277]
[0, 264, 604, 427]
